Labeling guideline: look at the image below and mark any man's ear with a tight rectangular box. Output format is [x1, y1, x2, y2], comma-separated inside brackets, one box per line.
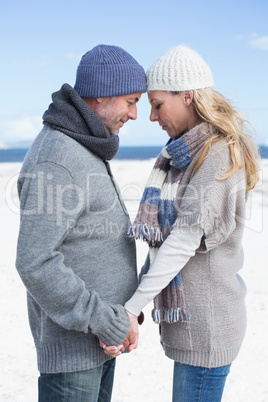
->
[184, 90, 194, 106]
[96, 97, 110, 104]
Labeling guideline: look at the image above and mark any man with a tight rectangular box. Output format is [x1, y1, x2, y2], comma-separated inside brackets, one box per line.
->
[15, 44, 146, 401]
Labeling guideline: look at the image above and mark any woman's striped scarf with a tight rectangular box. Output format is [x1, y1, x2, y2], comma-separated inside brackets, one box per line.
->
[128, 124, 209, 324]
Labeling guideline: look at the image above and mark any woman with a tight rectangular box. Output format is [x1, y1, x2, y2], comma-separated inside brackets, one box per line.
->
[104, 45, 260, 401]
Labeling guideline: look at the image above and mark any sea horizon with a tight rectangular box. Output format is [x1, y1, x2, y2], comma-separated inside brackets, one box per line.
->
[0, 144, 268, 163]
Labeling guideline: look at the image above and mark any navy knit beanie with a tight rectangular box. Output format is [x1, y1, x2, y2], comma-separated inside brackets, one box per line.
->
[74, 44, 147, 98]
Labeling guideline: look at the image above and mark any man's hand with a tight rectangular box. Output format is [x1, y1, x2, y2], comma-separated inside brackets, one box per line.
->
[99, 341, 124, 358]
[99, 310, 139, 357]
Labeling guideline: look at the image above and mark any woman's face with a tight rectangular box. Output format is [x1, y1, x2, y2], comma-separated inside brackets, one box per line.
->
[148, 90, 192, 138]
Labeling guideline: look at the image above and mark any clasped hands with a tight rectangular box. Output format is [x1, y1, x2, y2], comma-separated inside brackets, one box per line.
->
[99, 310, 141, 358]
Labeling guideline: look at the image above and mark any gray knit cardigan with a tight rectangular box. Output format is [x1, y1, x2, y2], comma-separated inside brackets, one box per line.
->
[16, 127, 138, 373]
[159, 139, 248, 368]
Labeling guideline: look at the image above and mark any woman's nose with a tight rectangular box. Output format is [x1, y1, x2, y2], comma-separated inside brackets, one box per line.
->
[150, 109, 158, 122]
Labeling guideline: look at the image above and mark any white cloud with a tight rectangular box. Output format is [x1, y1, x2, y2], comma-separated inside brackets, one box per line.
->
[66, 52, 83, 62]
[0, 116, 42, 144]
[0, 141, 8, 149]
[249, 36, 268, 50]
[14, 56, 53, 67]
[235, 34, 246, 41]
[235, 33, 268, 50]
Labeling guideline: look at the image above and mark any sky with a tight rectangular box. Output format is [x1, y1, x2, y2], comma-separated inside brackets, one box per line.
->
[0, 0, 268, 148]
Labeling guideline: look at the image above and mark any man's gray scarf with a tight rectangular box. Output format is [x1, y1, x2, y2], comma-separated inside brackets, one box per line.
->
[43, 83, 119, 160]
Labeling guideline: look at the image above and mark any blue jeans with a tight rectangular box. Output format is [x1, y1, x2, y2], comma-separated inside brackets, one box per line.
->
[38, 358, 115, 402]
[173, 362, 231, 402]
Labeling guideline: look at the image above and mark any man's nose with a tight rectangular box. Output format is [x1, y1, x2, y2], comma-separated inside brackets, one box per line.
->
[128, 104, 138, 120]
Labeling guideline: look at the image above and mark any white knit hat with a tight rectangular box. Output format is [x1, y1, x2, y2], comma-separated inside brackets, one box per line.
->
[146, 45, 214, 92]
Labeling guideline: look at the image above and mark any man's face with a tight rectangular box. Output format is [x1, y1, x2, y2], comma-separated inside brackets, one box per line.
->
[96, 92, 142, 134]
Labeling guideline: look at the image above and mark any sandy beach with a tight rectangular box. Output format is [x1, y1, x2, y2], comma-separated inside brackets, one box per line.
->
[0, 158, 267, 401]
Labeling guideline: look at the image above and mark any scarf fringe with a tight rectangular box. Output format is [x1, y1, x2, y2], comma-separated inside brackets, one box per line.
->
[128, 224, 163, 246]
[152, 307, 190, 324]
[129, 125, 210, 326]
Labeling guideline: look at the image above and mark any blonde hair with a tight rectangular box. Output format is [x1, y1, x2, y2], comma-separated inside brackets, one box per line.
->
[191, 88, 260, 192]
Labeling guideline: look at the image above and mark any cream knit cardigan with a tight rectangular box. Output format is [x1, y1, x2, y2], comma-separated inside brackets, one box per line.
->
[128, 138, 247, 368]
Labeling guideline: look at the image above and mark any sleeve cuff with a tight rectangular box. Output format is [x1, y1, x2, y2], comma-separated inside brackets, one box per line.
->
[92, 304, 130, 346]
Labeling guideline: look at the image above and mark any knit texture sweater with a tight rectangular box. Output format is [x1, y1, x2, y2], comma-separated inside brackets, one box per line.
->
[16, 126, 138, 373]
[129, 138, 248, 368]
